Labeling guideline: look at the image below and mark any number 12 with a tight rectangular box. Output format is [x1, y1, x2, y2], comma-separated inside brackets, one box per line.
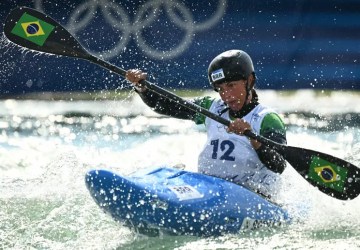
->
[210, 139, 235, 161]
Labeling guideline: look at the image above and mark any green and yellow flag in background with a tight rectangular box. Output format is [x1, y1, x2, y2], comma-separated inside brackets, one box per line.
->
[11, 12, 55, 46]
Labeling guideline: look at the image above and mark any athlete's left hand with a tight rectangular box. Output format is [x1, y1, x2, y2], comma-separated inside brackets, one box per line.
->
[227, 119, 262, 149]
[227, 118, 251, 135]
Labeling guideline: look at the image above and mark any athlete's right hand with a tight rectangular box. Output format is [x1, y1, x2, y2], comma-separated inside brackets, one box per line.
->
[125, 69, 148, 92]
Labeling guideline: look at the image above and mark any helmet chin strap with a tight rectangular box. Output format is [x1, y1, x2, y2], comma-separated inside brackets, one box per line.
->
[244, 78, 252, 104]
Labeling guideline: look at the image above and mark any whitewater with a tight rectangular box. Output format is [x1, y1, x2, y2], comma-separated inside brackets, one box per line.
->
[0, 89, 359, 250]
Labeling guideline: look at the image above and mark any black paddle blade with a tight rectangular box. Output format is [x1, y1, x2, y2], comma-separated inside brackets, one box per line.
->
[279, 145, 360, 200]
[245, 131, 360, 200]
[4, 6, 90, 59]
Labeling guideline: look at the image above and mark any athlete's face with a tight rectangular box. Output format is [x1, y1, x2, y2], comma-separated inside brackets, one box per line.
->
[215, 80, 248, 111]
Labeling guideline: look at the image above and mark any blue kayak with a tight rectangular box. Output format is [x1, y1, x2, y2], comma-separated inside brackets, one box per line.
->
[85, 167, 290, 236]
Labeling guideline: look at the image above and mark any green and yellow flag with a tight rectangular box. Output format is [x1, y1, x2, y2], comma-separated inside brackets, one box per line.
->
[11, 12, 55, 46]
[308, 156, 348, 193]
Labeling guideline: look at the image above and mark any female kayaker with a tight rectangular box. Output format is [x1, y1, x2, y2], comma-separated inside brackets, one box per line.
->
[126, 50, 287, 200]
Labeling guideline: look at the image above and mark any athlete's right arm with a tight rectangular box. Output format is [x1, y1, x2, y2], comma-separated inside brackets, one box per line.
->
[136, 87, 216, 121]
[136, 89, 196, 119]
[126, 69, 214, 121]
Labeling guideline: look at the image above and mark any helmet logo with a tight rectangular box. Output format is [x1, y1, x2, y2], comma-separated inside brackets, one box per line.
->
[211, 68, 225, 82]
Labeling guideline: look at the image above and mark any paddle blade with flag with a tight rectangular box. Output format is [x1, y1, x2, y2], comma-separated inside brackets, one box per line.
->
[305, 151, 359, 200]
[4, 6, 90, 59]
[258, 138, 360, 200]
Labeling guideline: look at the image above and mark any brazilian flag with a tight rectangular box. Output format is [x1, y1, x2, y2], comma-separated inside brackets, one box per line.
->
[308, 156, 348, 193]
[11, 12, 55, 46]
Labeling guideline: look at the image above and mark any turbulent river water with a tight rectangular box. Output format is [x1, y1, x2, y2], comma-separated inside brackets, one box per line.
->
[1, 90, 360, 250]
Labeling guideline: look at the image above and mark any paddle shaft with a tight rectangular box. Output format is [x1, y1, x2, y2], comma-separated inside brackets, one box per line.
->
[88, 55, 229, 123]
[86, 55, 282, 150]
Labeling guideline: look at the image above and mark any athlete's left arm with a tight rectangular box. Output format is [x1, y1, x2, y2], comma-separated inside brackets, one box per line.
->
[255, 113, 287, 174]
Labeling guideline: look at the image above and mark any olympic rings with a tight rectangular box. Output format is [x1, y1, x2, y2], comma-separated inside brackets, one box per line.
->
[34, 0, 227, 60]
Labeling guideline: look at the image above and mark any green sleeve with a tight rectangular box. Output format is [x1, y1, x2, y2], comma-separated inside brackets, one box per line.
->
[257, 112, 287, 173]
[260, 113, 286, 139]
[192, 96, 214, 125]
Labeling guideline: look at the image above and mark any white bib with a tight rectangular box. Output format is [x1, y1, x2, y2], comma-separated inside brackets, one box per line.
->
[198, 100, 282, 197]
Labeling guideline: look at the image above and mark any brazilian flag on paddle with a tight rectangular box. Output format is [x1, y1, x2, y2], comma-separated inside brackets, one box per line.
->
[308, 156, 348, 193]
[10, 12, 54, 46]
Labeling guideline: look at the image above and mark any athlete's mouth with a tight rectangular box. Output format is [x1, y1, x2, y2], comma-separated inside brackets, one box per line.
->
[226, 100, 240, 106]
